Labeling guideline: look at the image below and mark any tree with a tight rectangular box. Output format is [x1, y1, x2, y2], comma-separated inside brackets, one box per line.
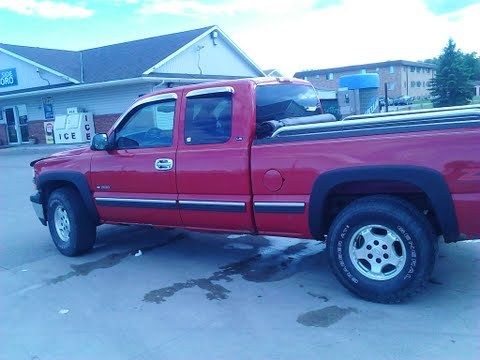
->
[429, 39, 477, 107]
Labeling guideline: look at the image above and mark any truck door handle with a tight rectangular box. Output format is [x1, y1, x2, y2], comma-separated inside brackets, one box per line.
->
[155, 158, 173, 171]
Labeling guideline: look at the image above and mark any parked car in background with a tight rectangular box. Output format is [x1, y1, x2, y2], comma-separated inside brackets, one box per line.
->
[30, 78, 480, 303]
[378, 96, 393, 107]
[394, 96, 414, 106]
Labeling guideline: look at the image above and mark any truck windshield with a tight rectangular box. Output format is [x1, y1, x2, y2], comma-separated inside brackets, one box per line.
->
[255, 84, 321, 124]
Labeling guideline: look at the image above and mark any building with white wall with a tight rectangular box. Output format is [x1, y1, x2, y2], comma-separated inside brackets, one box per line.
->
[0, 26, 265, 145]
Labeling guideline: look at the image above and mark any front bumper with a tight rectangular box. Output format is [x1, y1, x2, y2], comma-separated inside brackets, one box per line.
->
[30, 192, 47, 226]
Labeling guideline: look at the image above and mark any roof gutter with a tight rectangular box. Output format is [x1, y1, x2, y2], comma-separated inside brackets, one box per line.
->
[0, 76, 217, 100]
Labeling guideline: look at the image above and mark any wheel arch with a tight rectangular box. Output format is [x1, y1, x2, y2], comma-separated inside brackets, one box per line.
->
[38, 171, 99, 223]
[309, 165, 459, 243]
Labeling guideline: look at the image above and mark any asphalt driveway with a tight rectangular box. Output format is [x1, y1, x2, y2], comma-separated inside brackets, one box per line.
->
[1, 145, 479, 360]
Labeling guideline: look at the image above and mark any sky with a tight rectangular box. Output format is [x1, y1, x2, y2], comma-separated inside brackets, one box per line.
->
[0, 0, 479, 75]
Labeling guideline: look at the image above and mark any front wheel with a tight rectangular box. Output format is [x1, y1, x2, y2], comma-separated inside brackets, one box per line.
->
[327, 195, 437, 303]
[47, 187, 96, 256]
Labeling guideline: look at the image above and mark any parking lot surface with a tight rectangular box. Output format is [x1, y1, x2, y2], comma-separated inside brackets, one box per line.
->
[1, 145, 479, 360]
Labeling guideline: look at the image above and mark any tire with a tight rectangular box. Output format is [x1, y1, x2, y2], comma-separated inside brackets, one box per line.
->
[327, 195, 437, 303]
[47, 187, 96, 256]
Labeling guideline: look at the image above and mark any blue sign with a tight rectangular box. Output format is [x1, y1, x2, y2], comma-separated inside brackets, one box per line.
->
[43, 103, 55, 119]
[0, 68, 18, 88]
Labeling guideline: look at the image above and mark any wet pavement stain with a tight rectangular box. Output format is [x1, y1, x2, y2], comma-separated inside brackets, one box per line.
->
[47, 233, 186, 285]
[297, 306, 358, 327]
[144, 241, 324, 304]
[307, 291, 329, 302]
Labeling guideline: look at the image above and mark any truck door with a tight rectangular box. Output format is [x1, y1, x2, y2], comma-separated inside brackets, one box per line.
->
[176, 85, 255, 233]
[90, 93, 181, 226]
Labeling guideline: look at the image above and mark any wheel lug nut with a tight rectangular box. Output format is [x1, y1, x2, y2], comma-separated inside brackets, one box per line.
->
[367, 254, 373, 259]
[374, 240, 379, 246]
[366, 245, 372, 250]
[376, 258, 381, 263]
[383, 254, 389, 259]
[382, 245, 388, 250]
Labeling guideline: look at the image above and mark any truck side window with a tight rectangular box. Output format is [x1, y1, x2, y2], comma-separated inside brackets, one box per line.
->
[184, 94, 232, 145]
[116, 100, 175, 149]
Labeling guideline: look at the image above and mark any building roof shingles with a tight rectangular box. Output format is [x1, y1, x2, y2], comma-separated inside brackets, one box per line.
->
[0, 26, 213, 84]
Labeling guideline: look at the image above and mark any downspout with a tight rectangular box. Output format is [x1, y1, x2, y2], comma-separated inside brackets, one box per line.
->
[80, 52, 84, 83]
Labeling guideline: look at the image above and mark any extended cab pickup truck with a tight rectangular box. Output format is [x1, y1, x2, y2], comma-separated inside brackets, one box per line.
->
[30, 77, 480, 303]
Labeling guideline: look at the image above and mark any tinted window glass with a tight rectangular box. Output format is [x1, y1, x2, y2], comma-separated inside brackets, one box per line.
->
[255, 84, 321, 124]
[116, 100, 175, 149]
[184, 94, 232, 145]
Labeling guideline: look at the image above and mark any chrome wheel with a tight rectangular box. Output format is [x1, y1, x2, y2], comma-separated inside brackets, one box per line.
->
[348, 225, 406, 281]
[54, 205, 71, 242]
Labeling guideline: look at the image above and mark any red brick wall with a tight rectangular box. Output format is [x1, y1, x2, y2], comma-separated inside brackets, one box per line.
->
[28, 121, 47, 144]
[94, 114, 121, 134]
[0, 124, 7, 146]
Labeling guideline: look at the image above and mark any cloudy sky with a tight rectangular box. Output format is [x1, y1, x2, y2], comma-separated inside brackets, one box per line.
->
[0, 0, 478, 75]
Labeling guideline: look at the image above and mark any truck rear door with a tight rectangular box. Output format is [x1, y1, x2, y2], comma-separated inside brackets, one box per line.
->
[176, 84, 256, 233]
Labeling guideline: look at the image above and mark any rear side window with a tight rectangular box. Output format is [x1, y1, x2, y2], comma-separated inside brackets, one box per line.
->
[255, 84, 321, 124]
[116, 100, 175, 149]
[184, 94, 232, 145]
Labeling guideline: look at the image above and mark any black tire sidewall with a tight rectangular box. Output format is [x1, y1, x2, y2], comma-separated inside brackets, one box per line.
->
[329, 206, 432, 301]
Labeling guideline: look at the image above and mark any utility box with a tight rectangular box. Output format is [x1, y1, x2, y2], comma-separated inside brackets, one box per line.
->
[54, 112, 94, 144]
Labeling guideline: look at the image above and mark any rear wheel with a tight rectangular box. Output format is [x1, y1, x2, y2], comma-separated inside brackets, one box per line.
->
[327, 195, 436, 303]
[47, 187, 96, 256]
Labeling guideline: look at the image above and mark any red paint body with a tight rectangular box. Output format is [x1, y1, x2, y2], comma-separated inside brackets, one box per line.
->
[34, 78, 480, 240]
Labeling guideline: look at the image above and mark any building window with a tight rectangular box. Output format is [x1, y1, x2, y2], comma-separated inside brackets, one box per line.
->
[315, 74, 320, 78]
[416, 67, 421, 73]
[361, 69, 367, 74]
[389, 66, 395, 74]
[416, 81, 421, 87]
[387, 82, 395, 91]
[326, 73, 334, 80]
[116, 100, 176, 149]
[426, 68, 431, 73]
[410, 67, 415, 72]
[404, 81, 407, 88]
[411, 81, 416, 88]
[185, 93, 232, 145]
[423, 81, 426, 87]
[375, 67, 380, 72]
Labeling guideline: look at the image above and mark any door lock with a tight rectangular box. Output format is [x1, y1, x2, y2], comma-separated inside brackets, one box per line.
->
[155, 158, 173, 171]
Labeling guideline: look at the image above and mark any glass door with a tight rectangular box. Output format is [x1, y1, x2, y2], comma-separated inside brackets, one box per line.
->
[4, 106, 29, 144]
[5, 108, 19, 144]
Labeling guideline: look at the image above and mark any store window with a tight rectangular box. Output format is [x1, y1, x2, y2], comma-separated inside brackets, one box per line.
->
[389, 66, 395, 74]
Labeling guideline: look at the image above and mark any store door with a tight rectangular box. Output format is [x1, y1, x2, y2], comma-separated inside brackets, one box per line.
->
[4, 107, 28, 144]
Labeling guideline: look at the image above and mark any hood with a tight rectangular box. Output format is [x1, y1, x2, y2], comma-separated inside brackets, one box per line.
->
[29, 146, 91, 167]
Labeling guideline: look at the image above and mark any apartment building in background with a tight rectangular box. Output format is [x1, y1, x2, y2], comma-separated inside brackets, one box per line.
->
[295, 60, 436, 99]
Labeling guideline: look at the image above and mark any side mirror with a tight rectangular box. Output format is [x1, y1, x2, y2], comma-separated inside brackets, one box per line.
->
[91, 133, 108, 151]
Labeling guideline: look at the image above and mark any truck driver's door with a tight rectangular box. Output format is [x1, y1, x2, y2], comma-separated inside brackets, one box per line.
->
[91, 93, 181, 226]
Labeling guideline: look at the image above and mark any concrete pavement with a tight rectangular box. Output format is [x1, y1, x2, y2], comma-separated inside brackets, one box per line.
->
[1, 146, 479, 360]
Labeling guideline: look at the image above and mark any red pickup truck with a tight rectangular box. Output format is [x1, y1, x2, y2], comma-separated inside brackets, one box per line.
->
[30, 77, 480, 303]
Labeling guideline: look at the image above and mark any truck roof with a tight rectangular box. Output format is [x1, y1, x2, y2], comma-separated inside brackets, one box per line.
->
[145, 76, 310, 99]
